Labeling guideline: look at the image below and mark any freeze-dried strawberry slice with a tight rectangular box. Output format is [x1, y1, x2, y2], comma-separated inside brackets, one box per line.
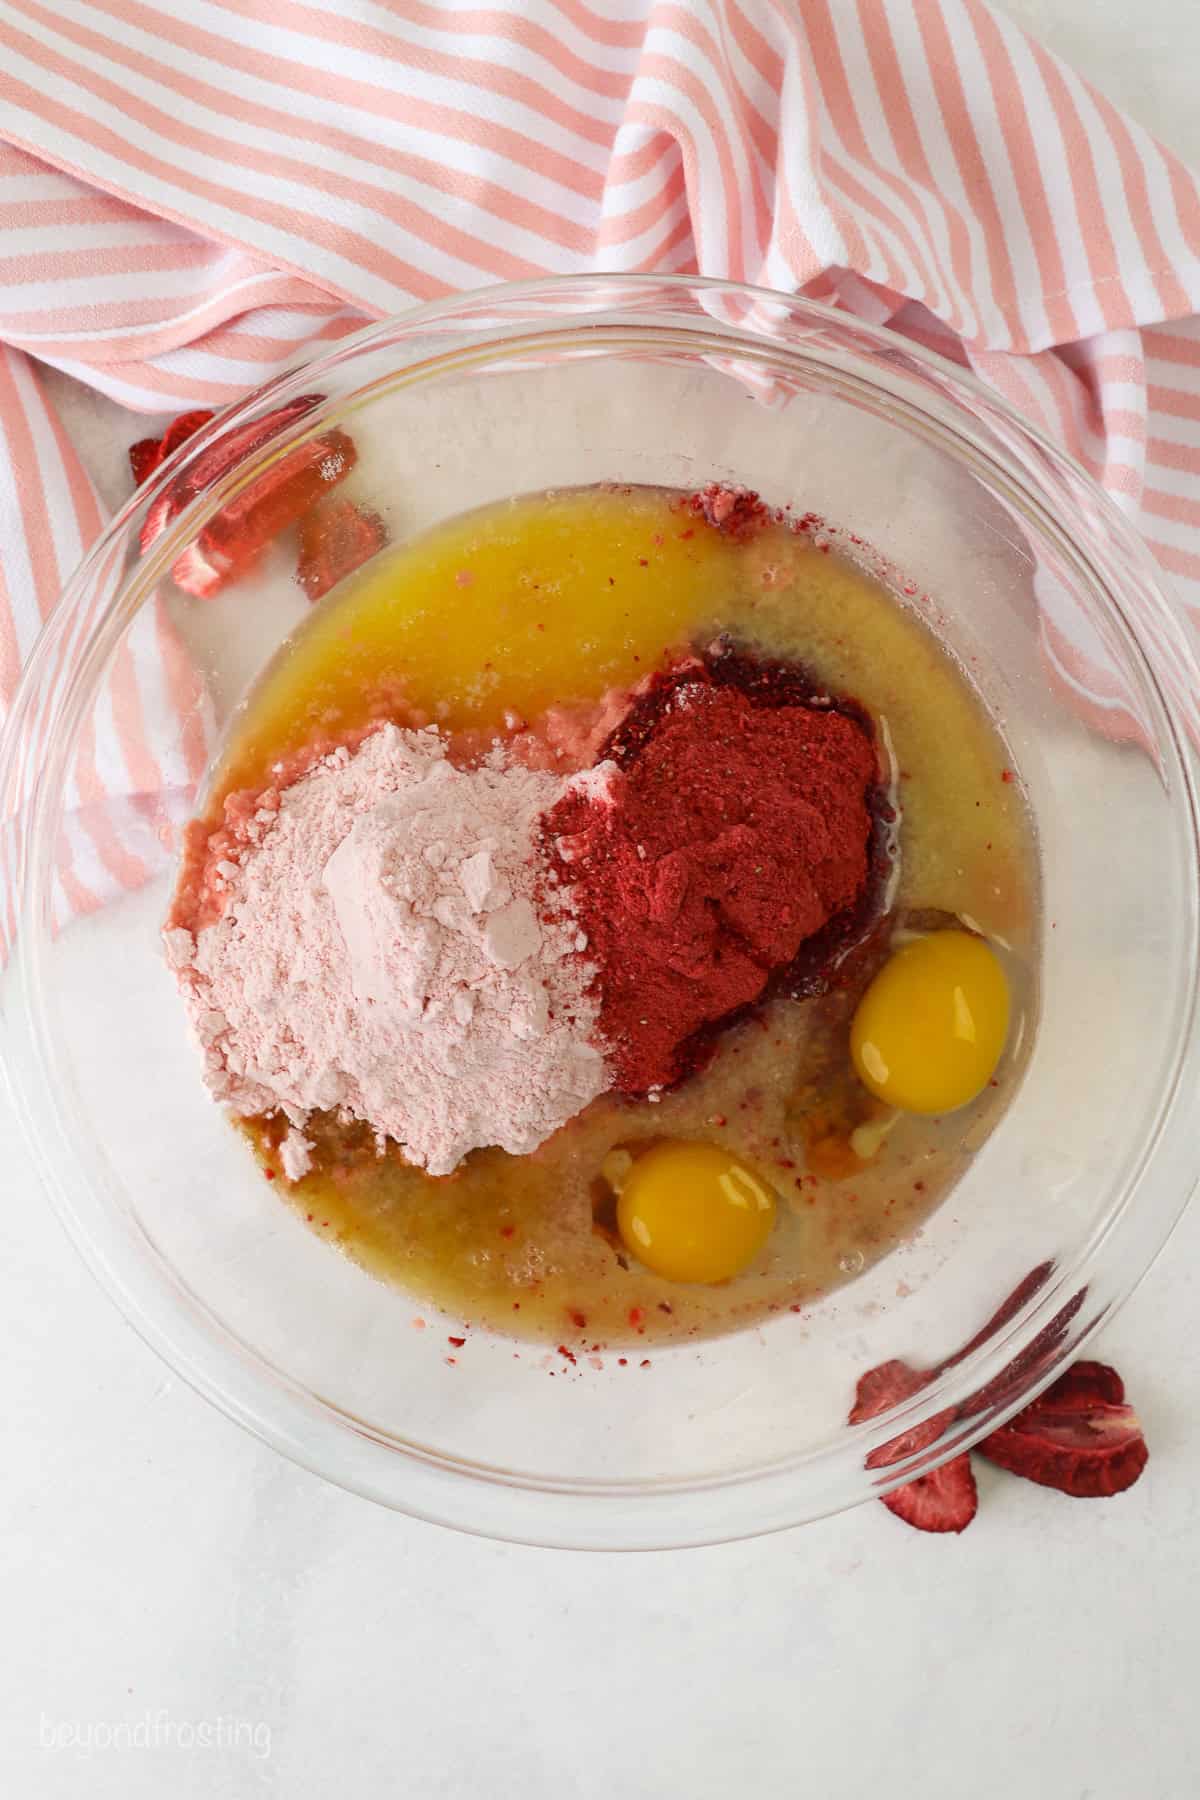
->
[129, 437, 164, 488]
[164, 434, 356, 599]
[128, 408, 214, 487]
[135, 396, 357, 598]
[1032, 1359, 1125, 1408]
[296, 495, 387, 601]
[138, 395, 326, 555]
[140, 487, 178, 556]
[867, 1406, 954, 1470]
[166, 395, 324, 508]
[850, 1358, 929, 1423]
[158, 408, 217, 460]
[978, 1360, 1148, 1498]
[935, 1262, 1089, 1422]
[168, 539, 234, 602]
[881, 1455, 978, 1534]
[850, 1357, 963, 1522]
[851, 1358, 942, 1463]
[953, 1287, 1087, 1421]
[199, 428, 357, 558]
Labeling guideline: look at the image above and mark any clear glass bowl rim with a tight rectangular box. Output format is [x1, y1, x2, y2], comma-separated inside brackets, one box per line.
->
[3, 272, 1199, 1549]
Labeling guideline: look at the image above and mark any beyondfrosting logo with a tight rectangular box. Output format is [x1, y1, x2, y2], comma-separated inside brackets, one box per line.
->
[39, 1711, 272, 1760]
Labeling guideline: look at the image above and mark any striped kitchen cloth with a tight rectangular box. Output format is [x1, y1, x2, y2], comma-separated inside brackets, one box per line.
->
[1, 0, 1200, 922]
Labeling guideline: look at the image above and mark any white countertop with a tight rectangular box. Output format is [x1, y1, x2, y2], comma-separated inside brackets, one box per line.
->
[6, 5, 1200, 1795]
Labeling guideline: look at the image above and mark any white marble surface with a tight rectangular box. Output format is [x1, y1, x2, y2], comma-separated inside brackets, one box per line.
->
[6, 4, 1200, 1795]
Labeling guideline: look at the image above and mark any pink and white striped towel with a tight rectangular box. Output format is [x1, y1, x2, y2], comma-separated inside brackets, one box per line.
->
[2, 0, 1200, 919]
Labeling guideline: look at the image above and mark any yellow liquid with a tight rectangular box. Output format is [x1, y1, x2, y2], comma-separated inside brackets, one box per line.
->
[219, 487, 738, 798]
[216, 485, 1036, 1348]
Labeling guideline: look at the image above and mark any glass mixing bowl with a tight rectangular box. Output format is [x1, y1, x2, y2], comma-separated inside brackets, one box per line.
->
[3, 276, 1199, 1549]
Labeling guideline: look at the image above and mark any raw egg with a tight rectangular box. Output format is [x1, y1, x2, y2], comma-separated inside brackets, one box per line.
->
[616, 1141, 777, 1284]
[850, 929, 1009, 1115]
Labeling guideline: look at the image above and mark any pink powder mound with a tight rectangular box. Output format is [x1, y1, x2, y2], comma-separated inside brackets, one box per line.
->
[165, 724, 612, 1176]
[169, 728, 379, 934]
[169, 687, 641, 936]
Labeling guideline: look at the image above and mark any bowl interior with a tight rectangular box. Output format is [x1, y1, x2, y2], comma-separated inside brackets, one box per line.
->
[4, 281, 1198, 1547]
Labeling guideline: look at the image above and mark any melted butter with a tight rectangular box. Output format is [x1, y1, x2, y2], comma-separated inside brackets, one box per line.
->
[218, 487, 736, 797]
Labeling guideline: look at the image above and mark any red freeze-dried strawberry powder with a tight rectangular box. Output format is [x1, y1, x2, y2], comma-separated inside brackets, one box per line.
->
[543, 647, 888, 1096]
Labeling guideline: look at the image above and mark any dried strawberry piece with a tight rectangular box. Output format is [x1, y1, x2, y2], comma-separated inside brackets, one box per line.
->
[164, 432, 356, 598]
[850, 1357, 964, 1525]
[978, 1360, 1148, 1498]
[138, 395, 326, 555]
[296, 495, 388, 601]
[198, 429, 357, 559]
[128, 408, 215, 487]
[952, 1286, 1087, 1421]
[867, 1408, 954, 1470]
[129, 436, 165, 487]
[158, 408, 217, 460]
[851, 1358, 941, 1462]
[139, 486, 180, 556]
[167, 539, 227, 602]
[850, 1358, 929, 1423]
[1033, 1359, 1125, 1408]
[881, 1456, 978, 1534]
[135, 396, 358, 599]
[933, 1261, 1089, 1423]
[165, 396, 324, 511]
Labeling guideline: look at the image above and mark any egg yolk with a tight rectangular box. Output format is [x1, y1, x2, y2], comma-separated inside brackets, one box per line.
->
[616, 1142, 777, 1284]
[850, 929, 1010, 1115]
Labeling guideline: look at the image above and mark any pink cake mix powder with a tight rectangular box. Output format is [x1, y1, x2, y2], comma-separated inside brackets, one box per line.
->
[164, 723, 612, 1176]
